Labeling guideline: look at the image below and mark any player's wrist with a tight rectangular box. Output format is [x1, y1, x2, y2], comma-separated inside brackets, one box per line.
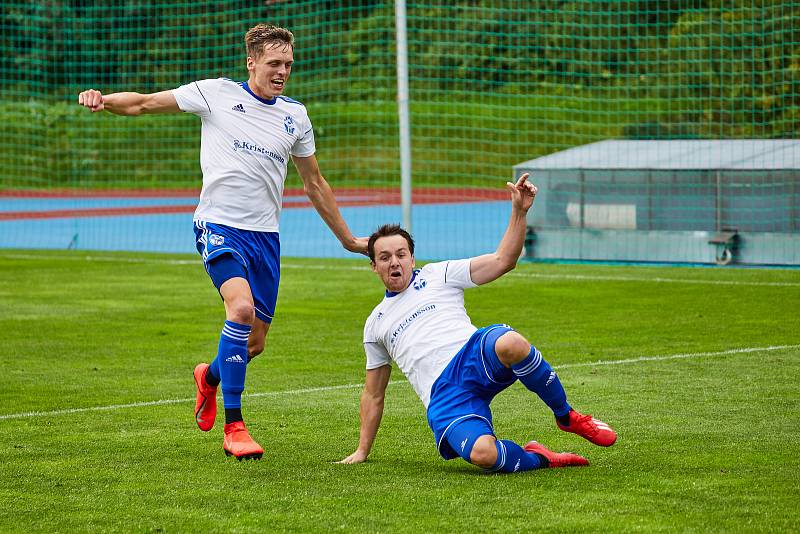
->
[341, 235, 359, 251]
[511, 205, 529, 217]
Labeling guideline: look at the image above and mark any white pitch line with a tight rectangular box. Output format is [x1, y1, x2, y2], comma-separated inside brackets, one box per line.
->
[554, 344, 800, 370]
[2, 252, 798, 287]
[1, 344, 797, 422]
[0, 252, 199, 265]
[0, 382, 389, 422]
[506, 271, 800, 287]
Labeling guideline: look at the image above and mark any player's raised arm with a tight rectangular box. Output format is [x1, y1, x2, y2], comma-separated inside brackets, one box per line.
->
[469, 173, 537, 286]
[293, 154, 368, 254]
[338, 364, 391, 464]
[77, 89, 180, 116]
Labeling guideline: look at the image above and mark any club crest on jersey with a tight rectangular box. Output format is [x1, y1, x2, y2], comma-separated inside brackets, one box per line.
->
[283, 115, 295, 134]
[209, 234, 225, 246]
[413, 277, 427, 290]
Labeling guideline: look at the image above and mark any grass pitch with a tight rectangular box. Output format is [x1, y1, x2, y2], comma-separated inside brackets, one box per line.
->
[0, 250, 798, 532]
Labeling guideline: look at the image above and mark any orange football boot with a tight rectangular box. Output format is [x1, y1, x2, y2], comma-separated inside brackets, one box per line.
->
[557, 409, 617, 447]
[223, 421, 264, 460]
[193, 363, 217, 431]
[523, 441, 589, 468]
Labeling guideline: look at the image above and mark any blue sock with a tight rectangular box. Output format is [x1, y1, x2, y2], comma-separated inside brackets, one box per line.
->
[213, 320, 251, 409]
[490, 440, 542, 473]
[511, 347, 571, 417]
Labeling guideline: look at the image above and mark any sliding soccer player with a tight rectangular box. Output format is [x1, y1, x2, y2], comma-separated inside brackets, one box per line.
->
[340, 174, 616, 473]
[78, 24, 367, 460]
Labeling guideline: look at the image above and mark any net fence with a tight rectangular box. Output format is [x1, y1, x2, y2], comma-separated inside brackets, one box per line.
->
[0, 1, 798, 262]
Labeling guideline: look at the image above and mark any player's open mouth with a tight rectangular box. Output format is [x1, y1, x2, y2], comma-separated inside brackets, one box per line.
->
[390, 270, 402, 278]
[271, 79, 284, 89]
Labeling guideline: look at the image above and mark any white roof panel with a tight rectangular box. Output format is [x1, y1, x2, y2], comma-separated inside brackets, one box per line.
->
[514, 140, 800, 170]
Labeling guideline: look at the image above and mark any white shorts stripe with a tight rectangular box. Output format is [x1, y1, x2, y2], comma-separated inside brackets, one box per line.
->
[436, 414, 494, 456]
[254, 305, 274, 320]
[479, 325, 515, 385]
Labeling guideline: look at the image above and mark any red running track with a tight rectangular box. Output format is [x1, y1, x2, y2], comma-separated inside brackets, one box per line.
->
[0, 187, 509, 221]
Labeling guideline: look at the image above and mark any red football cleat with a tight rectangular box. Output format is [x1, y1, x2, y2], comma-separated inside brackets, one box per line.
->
[523, 441, 589, 468]
[557, 409, 617, 447]
[223, 421, 264, 460]
[193, 363, 217, 432]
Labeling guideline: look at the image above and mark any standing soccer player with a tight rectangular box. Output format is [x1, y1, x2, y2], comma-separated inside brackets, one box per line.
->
[78, 24, 367, 460]
[339, 174, 617, 473]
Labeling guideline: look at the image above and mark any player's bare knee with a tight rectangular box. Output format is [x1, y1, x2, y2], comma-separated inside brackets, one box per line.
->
[495, 331, 531, 367]
[226, 300, 255, 325]
[469, 435, 498, 469]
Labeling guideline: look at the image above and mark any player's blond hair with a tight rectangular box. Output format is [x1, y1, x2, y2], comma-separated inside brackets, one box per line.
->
[245, 24, 294, 58]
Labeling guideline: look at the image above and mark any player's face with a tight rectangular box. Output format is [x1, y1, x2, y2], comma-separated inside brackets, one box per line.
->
[247, 43, 294, 99]
[371, 235, 415, 293]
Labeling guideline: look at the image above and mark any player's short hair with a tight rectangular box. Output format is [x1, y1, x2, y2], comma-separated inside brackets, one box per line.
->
[368, 224, 415, 262]
[245, 24, 294, 58]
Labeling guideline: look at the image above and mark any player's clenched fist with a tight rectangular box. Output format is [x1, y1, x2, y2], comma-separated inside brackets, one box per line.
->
[78, 89, 105, 112]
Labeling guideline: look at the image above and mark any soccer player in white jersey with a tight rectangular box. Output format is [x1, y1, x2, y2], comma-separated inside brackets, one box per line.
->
[339, 174, 617, 473]
[78, 24, 367, 460]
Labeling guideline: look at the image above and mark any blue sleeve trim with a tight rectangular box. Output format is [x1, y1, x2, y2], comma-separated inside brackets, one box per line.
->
[278, 95, 304, 106]
[194, 82, 211, 114]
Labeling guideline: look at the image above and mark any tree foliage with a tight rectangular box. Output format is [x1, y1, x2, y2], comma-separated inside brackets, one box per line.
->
[1, 0, 797, 140]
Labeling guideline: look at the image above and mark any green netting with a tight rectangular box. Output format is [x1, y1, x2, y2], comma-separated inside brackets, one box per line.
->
[0, 1, 798, 261]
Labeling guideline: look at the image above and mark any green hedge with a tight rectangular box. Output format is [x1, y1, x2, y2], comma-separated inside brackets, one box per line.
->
[1, 89, 664, 189]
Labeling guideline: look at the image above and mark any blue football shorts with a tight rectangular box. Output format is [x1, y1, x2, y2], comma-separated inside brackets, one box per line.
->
[193, 221, 280, 324]
[426, 324, 518, 460]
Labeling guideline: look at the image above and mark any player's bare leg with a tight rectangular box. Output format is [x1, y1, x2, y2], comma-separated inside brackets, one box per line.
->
[247, 318, 270, 362]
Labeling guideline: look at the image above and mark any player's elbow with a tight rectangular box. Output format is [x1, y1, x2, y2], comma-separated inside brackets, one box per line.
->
[496, 254, 519, 275]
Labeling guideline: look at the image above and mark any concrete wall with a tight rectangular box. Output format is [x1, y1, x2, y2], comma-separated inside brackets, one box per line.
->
[519, 169, 800, 265]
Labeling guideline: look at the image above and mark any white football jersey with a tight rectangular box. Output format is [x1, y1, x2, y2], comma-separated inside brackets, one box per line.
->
[173, 78, 316, 232]
[363, 259, 478, 407]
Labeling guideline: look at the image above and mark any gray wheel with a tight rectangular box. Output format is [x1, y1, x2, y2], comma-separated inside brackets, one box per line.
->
[716, 247, 732, 265]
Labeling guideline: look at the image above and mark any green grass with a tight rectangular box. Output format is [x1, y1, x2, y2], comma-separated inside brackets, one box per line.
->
[1, 250, 799, 532]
